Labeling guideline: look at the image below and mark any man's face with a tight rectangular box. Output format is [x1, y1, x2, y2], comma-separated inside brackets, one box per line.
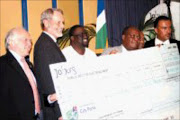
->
[155, 20, 172, 41]
[72, 27, 88, 47]
[47, 11, 65, 38]
[11, 29, 32, 57]
[122, 28, 140, 50]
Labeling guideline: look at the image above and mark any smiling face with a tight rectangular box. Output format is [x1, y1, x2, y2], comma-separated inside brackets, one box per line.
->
[8, 28, 32, 57]
[122, 27, 140, 50]
[45, 11, 65, 38]
[72, 27, 89, 47]
[155, 20, 172, 41]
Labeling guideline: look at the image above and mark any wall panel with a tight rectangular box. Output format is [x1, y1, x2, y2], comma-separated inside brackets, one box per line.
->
[0, 0, 22, 55]
[83, 0, 97, 52]
[58, 0, 79, 29]
[27, 0, 51, 62]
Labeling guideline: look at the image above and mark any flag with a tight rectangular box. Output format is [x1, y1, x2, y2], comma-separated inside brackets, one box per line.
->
[96, 0, 107, 49]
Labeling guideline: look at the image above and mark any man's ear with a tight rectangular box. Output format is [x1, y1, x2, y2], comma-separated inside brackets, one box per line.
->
[8, 40, 13, 46]
[154, 28, 158, 34]
[70, 36, 75, 41]
[43, 19, 50, 28]
[122, 35, 125, 42]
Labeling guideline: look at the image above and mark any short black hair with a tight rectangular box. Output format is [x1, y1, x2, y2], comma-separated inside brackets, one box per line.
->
[69, 25, 83, 37]
[154, 16, 171, 28]
[122, 26, 138, 35]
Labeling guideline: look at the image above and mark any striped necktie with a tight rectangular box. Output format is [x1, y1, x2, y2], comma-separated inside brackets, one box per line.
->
[21, 58, 40, 113]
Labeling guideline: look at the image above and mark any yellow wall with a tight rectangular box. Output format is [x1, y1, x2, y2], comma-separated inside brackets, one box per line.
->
[27, 0, 52, 62]
[0, 0, 22, 55]
[58, 0, 79, 29]
[0, 0, 98, 62]
[83, 1, 97, 52]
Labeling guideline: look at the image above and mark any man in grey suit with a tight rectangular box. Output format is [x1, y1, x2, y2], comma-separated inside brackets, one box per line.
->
[101, 26, 140, 55]
[34, 8, 66, 120]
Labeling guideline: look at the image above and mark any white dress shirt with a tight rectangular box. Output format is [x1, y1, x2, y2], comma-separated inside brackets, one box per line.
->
[155, 38, 170, 46]
[9, 50, 37, 85]
[43, 31, 57, 43]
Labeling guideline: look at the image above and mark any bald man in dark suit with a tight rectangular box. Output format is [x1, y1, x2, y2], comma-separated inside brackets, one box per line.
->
[0, 27, 42, 120]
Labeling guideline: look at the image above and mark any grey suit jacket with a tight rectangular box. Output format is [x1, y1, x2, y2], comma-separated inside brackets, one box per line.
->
[34, 32, 66, 120]
[101, 45, 123, 55]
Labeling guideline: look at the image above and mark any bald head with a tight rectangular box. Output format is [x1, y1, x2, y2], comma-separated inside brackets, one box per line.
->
[5, 27, 32, 57]
[122, 26, 140, 50]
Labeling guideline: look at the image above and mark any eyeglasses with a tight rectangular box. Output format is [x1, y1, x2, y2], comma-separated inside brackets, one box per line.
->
[128, 34, 140, 39]
[73, 32, 88, 38]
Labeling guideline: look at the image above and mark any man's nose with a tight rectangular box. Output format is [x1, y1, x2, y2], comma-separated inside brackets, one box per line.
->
[61, 23, 64, 29]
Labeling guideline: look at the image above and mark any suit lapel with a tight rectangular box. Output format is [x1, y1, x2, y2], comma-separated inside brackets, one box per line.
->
[43, 33, 60, 51]
[42, 32, 66, 60]
[6, 51, 28, 81]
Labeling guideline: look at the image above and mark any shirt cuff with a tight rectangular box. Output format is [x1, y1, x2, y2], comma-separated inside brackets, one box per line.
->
[47, 95, 55, 104]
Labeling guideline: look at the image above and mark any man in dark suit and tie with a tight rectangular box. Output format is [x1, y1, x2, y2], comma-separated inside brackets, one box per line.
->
[144, 16, 180, 53]
[0, 27, 42, 120]
[34, 8, 66, 120]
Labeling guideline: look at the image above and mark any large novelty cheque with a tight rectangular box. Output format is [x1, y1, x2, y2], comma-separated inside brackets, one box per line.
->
[50, 44, 179, 120]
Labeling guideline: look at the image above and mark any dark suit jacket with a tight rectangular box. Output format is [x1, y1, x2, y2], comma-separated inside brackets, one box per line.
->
[144, 38, 180, 53]
[34, 32, 66, 120]
[0, 51, 37, 120]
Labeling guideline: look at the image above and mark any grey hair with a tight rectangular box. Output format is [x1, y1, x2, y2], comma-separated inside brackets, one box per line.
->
[40, 8, 63, 30]
[5, 27, 17, 49]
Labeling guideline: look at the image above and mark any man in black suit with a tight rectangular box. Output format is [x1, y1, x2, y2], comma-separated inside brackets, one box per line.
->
[0, 27, 42, 120]
[34, 8, 66, 120]
[144, 16, 180, 53]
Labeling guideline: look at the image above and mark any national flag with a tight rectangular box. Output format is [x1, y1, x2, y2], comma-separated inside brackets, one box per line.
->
[96, 0, 108, 50]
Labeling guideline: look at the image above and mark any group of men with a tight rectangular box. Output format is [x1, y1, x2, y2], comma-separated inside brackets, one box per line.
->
[0, 7, 180, 120]
[0, 8, 96, 120]
[102, 16, 180, 55]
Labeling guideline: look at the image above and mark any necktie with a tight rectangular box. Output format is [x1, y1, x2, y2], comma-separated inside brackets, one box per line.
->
[21, 58, 40, 113]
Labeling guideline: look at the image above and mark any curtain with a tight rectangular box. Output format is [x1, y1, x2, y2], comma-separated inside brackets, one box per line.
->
[105, 0, 159, 47]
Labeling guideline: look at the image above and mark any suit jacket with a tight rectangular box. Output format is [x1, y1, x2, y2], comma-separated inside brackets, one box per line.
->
[0, 51, 37, 120]
[34, 32, 66, 120]
[144, 38, 180, 53]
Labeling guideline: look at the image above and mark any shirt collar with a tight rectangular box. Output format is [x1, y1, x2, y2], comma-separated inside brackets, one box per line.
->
[122, 45, 128, 52]
[155, 37, 170, 45]
[43, 31, 57, 43]
[9, 50, 24, 68]
[9, 50, 22, 61]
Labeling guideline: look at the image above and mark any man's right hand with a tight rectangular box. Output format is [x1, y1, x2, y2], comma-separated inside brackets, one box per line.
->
[49, 93, 57, 102]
